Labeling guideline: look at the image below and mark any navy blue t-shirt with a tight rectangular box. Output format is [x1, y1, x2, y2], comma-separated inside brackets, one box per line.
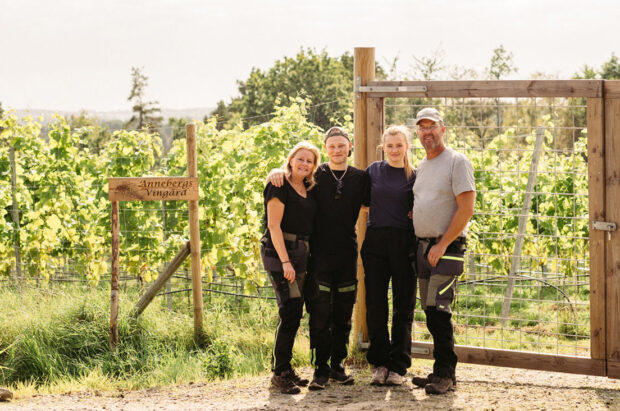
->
[365, 161, 415, 230]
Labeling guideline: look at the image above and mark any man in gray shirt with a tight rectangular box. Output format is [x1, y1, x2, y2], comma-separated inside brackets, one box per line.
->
[410, 108, 475, 395]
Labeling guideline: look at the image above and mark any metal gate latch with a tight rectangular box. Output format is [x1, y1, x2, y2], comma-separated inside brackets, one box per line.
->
[592, 221, 617, 240]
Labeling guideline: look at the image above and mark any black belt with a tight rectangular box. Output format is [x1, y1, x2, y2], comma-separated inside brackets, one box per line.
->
[417, 236, 466, 244]
[282, 232, 310, 242]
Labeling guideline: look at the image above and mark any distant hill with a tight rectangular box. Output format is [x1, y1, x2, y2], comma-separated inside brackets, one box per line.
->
[12, 108, 215, 123]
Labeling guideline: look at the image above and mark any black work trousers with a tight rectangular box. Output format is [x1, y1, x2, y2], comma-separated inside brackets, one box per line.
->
[425, 307, 457, 379]
[261, 238, 308, 375]
[361, 226, 416, 376]
[307, 252, 357, 375]
[416, 238, 464, 379]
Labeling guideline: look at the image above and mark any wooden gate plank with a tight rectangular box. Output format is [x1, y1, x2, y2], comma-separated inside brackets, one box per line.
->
[412, 342, 606, 376]
[605, 98, 620, 378]
[364, 80, 603, 98]
[587, 97, 606, 360]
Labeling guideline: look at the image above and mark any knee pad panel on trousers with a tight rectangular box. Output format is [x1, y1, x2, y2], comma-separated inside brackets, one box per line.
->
[308, 286, 331, 331]
[269, 271, 290, 308]
[335, 281, 357, 305]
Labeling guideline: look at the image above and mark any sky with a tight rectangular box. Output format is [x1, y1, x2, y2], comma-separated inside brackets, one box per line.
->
[1, 0, 619, 112]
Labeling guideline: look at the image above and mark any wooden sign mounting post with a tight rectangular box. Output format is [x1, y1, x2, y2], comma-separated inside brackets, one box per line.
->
[108, 124, 204, 349]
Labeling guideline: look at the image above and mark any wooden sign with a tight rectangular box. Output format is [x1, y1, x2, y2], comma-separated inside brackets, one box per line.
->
[108, 177, 198, 202]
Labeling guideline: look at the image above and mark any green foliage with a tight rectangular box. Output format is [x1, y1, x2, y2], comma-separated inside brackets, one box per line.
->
[573, 52, 620, 80]
[600, 53, 620, 79]
[67, 111, 112, 155]
[487, 44, 517, 79]
[216, 48, 354, 130]
[0, 102, 322, 285]
[165, 100, 323, 285]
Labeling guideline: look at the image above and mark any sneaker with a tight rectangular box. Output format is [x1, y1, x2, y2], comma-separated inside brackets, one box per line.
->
[309, 373, 329, 390]
[288, 369, 309, 387]
[385, 371, 407, 386]
[271, 370, 301, 394]
[330, 365, 354, 385]
[425, 376, 455, 395]
[412, 373, 457, 388]
[370, 366, 389, 386]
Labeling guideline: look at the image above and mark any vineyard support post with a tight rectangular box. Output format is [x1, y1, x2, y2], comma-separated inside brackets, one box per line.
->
[9, 146, 22, 285]
[500, 126, 544, 325]
[186, 123, 204, 339]
[352, 47, 375, 346]
[131, 242, 191, 317]
[110, 201, 120, 349]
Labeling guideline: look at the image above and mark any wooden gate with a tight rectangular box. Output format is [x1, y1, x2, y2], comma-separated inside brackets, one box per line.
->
[351, 47, 620, 378]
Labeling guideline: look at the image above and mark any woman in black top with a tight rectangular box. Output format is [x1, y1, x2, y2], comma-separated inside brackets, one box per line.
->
[361, 125, 416, 386]
[261, 141, 320, 394]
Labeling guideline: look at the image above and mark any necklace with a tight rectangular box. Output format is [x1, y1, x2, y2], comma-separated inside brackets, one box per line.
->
[328, 165, 348, 181]
[328, 165, 347, 200]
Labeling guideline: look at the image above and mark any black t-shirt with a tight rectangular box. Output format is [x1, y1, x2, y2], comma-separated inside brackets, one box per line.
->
[365, 161, 415, 230]
[311, 163, 370, 257]
[263, 179, 317, 239]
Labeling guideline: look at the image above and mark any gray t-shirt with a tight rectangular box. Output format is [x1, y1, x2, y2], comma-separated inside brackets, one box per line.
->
[412, 147, 475, 238]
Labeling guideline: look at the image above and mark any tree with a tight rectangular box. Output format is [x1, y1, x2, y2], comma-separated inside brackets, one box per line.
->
[413, 46, 446, 81]
[215, 48, 355, 131]
[600, 53, 620, 79]
[126, 67, 163, 130]
[487, 45, 518, 140]
[205, 100, 240, 131]
[68, 110, 111, 155]
[487, 45, 517, 80]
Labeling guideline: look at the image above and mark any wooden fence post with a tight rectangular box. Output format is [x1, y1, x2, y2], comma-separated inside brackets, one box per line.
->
[186, 123, 204, 339]
[352, 47, 375, 346]
[110, 201, 120, 349]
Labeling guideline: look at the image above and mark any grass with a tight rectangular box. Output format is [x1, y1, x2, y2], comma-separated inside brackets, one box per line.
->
[0, 284, 311, 394]
[0, 276, 593, 396]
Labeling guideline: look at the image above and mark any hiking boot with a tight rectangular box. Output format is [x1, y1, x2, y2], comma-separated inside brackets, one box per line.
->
[330, 365, 354, 385]
[309, 372, 330, 390]
[288, 369, 309, 387]
[271, 370, 301, 394]
[385, 371, 407, 386]
[412, 373, 457, 388]
[425, 376, 454, 394]
[0, 388, 13, 402]
[370, 366, 389, 386]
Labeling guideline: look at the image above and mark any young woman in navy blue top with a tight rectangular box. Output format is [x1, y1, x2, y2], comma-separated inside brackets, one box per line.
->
[361, 125, 416, 386]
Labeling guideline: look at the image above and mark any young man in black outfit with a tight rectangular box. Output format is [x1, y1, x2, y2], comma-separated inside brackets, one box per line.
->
[269, 127, 369, 390]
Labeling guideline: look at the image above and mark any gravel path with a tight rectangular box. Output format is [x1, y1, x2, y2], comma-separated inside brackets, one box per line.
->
[2, 360, 620, 410]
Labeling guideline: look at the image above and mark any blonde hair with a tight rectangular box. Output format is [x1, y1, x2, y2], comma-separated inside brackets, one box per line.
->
[282, 141, 321, 189]
[382, 125, 414, 180]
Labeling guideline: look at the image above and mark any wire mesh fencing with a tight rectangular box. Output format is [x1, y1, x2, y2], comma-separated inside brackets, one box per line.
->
[385, 96, 590, 356]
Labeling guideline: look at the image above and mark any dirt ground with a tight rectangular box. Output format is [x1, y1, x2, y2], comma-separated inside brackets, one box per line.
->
[2, 360, 620, 410]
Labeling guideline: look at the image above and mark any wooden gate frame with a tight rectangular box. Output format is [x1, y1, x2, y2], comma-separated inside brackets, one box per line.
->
[108, 124, 204, 349]
[351, 47, 620, 378]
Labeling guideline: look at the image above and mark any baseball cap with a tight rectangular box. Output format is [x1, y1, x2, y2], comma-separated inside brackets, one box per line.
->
[415, 108, 443, 124]
[324, 126, 350, 142]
